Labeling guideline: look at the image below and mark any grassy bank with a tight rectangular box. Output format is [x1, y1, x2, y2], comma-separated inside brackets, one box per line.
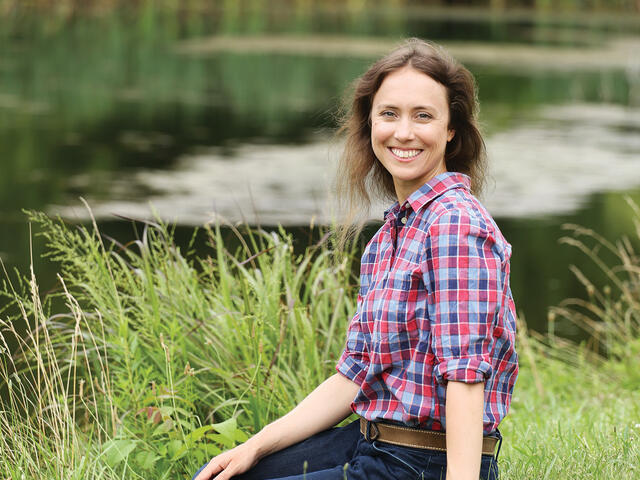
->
[1, 207, 638, 479]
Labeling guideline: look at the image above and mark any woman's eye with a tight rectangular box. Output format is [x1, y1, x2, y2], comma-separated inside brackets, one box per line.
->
[416, 112, 432, 120]
[380, 110, 396, 117]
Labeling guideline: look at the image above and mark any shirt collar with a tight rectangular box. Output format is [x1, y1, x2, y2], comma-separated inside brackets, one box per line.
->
[384, 172, 471, 220]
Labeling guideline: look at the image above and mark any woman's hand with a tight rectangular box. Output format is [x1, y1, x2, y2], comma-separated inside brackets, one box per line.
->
[194, 438, 262, 480]
[193, 373, 359, 480]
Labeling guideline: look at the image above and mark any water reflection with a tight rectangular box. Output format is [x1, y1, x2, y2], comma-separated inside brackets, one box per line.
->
[45, 102, 640, 226]
[485, 103, 640, 217]
[2, 53, 636, 224]
[52, 139, 338, 226]
[177, 35, 640, 71]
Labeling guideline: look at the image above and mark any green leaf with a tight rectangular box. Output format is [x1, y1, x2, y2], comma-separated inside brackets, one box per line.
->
[158, 443, 167, 456]
[176, 417, 197, 431]
[234, 429, 249, 443]
[135, 450, 159, 470]
[193, 449, 206, 466]
[211, 418, 238, 440]
[102, 439, 138, 468]
[205, 444, 222, 456]
[167, 439, 183, 458]
[209, 417, 249, 445]
[205, 433, 234, 449]
[185, 424, 215, 443]
[152, 420, 174, 436]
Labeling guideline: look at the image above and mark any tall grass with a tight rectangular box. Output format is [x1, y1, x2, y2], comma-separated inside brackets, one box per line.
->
[551, 206, 640, 381]
[0, 204, 638, 479]
[1, 209, 358, 478]
[500, 201, 640, 479]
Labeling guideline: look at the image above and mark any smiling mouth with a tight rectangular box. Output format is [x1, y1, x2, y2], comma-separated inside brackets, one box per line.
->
[389, 147, 423, 160]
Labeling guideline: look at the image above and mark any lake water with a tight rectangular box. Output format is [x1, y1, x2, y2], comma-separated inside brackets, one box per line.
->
[1, 4, 639, 338]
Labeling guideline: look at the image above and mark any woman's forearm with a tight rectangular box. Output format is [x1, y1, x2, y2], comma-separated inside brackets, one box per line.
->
[445, 380, 485, 480]
[248, 373, 360, 460]
[194, 373, 359, 480]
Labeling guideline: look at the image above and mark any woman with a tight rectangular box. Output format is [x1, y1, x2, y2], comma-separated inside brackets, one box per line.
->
[194, 38, 518, 480]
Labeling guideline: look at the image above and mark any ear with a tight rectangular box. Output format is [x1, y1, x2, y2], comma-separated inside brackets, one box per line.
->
[447, 129, 455, 142]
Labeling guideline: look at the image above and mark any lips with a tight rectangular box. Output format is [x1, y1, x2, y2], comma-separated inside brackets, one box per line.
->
[389, 147, 423, 160]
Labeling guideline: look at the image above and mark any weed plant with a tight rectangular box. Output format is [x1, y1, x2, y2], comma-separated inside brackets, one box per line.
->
[0, 205, 638, 479]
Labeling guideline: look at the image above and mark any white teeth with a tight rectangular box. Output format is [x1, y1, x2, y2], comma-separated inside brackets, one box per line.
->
[390, 148, 421, 159]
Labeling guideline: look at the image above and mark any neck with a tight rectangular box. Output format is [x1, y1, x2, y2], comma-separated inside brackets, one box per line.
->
[394, 168, 448, 204]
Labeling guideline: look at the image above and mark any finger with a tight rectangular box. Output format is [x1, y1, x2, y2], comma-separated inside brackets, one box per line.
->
[211, 461, 242, 480]
[195, 458, 226, 480]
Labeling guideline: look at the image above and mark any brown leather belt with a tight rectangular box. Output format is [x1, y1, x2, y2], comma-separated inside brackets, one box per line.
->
[359, 418, 498, 456]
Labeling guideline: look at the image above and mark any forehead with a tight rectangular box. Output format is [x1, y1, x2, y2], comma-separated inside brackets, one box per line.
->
[372, 66, 449, 109]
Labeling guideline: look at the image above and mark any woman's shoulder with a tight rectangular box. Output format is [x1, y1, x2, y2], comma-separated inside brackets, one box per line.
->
[423, 187, 489, 228]
[420, 188, 511, 253]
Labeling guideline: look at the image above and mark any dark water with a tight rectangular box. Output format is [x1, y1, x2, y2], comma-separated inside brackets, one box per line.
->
[1, 4, 639, 340]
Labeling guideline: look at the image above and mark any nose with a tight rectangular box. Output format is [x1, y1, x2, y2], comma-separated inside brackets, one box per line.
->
[393, 117, 415, 142]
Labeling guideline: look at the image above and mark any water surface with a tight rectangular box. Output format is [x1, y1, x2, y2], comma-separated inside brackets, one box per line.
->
[1, 5, 639, 338]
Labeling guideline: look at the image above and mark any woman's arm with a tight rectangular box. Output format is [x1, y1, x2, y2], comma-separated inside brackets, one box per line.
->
[445, 380, 485, 480]
[194, 373, 359, 480]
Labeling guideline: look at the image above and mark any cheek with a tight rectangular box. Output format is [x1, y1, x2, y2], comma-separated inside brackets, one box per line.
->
[371, 122, 392, 145]
[417, 126, 448, 146]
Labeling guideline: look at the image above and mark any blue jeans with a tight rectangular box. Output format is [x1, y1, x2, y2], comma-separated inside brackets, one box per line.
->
[192, 420, 500, 479]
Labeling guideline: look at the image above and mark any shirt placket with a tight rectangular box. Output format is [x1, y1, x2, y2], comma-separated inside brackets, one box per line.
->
[393, 203, 410, 257]
[378, 217, 395, 273]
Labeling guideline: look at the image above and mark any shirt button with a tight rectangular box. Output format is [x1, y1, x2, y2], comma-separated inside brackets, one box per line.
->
[400, 217, 407, 225]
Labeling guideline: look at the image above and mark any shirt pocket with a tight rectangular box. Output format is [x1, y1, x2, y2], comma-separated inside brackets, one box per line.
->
[371, 264, 423, 366]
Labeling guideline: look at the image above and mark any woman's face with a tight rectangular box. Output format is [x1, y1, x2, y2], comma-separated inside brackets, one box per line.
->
[370, 66, 454, 203]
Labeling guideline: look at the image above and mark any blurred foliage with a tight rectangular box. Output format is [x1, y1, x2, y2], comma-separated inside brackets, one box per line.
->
[1, 0, 640, 16]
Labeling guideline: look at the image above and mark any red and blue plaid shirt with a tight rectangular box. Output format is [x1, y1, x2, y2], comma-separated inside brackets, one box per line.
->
[336, 172, 518, 435]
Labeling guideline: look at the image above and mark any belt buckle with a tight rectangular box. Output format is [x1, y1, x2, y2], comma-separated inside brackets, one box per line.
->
[365, 420, 379, 442]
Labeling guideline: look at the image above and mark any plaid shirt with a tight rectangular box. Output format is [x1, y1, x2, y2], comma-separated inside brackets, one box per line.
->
[336, 172, 518, 435]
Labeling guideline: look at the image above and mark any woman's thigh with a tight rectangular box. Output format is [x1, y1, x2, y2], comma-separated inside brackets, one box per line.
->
[191, 420, 361, 480]
[247, 444, 424, 480]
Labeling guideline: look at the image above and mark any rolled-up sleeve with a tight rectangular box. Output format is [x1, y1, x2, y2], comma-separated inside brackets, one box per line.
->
[336, 295, 369, 386]
[421, 210, 503, 385]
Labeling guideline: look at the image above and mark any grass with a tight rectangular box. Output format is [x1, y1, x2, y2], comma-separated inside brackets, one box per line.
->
[501, 203, 640, 479]
[0, 204, 638, 479]
[500, 320, 640, 478]
[1, 208, 358, 479]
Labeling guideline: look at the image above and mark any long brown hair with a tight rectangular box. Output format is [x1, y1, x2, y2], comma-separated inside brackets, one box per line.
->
[334, 38, 487, 243]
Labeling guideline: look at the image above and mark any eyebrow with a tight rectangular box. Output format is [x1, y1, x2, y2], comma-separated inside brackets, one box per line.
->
[375, 104, 438, 111]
